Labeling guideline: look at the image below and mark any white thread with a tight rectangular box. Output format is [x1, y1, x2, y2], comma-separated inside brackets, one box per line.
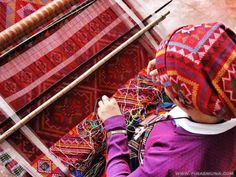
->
[114, 0, 159, 50]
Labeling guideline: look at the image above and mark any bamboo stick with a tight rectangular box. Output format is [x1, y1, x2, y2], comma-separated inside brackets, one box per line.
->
[0, 11, 170, 143]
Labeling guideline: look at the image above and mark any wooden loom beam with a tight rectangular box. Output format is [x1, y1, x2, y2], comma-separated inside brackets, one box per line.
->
[0, 11, 170, 143]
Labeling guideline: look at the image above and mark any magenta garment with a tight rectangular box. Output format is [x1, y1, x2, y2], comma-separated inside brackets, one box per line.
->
[104, 116, 236, 177]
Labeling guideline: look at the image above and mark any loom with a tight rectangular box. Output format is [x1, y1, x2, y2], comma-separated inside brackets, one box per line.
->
[0, 0, 171, 176]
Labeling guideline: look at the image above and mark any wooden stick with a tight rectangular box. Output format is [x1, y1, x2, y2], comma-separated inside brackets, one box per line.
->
[0, 11, 170, 143]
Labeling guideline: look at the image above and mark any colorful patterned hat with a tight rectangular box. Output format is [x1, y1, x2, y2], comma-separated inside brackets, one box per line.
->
[155, 22, 236, 120]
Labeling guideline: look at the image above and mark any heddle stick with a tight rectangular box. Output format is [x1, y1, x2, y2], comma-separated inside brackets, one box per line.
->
[0, 11, 170, 143]
[0, 0, 93, 53]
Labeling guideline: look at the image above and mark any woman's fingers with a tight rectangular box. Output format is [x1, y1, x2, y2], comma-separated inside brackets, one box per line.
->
[149, 69, 158, 76]
[98, 95, 110, 108]
[98, 100, 104, 108]
[110, 97, 118, 105]
[102, 95, 110, 104]
[97, 95, 122, 122]
[147, 58, 156, 75]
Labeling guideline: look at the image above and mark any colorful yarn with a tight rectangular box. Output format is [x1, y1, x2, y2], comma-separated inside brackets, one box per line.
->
[49, 68, 169, 175]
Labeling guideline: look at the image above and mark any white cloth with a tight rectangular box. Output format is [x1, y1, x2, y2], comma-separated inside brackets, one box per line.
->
[169, 106, 236, 135]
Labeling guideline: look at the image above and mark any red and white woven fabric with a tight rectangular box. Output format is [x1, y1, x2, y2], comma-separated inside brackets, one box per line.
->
[0, 0, 159, 176]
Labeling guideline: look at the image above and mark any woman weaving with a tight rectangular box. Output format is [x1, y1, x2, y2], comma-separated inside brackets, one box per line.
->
[97, 22, 236, 177]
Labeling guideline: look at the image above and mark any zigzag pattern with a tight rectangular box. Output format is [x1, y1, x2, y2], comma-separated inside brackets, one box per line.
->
[167, 24, 224, 64]
[167, 46, 197, 63]
[169, 76, 193, 104]
[222, 64, 236, 101]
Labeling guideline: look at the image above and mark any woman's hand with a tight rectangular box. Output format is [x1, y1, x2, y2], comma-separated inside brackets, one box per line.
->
[147, 58, 158, 81]
[97, 95, 122, 123]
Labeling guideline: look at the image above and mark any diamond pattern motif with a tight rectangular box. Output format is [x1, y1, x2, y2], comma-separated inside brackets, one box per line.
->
[167, 23, 225, 64]
[222, 64, 236, 101]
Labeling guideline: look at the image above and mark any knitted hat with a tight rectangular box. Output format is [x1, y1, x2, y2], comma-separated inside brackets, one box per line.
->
[155, 22, 236, 120]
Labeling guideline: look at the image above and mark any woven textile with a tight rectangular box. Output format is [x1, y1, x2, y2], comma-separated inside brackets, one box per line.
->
[0, 3, 155, 177]
[1, 32, 153, 177]
[0, 0, 130, 123]
[155, 22, 236, 120]
[31, 154, 66, 176]
[0, 0, 159, 176]
[49, 69, 167, 176]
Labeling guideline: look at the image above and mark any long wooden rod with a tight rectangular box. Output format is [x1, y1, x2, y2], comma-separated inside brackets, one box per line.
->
[0, 11, 170, 143]
[0, 0, 91, 53]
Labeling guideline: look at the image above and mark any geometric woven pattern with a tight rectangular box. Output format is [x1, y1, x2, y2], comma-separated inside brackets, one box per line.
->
[156, 22, 236, 120]
[32, 154, 65, 176]
[0, 149, 28, 177]
[167, 23, 224, 64]
[0, 0, 132, 124]
[27, 44, 152, 176]
[49, 69, 166, 176]
[0, 0, 158, 176]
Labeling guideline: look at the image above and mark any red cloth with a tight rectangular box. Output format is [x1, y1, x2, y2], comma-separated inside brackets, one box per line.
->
[155, 22, 236, 120]
[0, 1, 157, 176]
[0, 2, 127, 123]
